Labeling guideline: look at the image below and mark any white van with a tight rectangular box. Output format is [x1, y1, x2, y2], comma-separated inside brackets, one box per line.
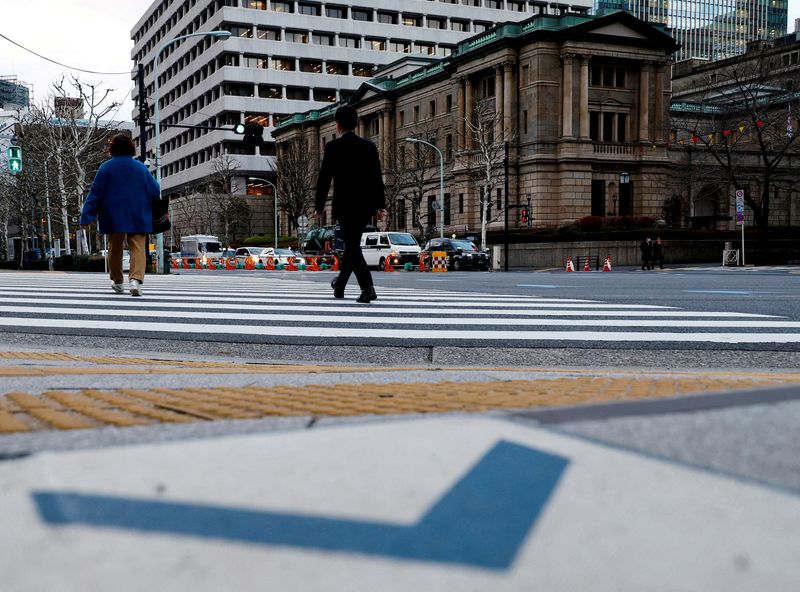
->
[180, 234, 224, 264]
[360, 231, 421, 270]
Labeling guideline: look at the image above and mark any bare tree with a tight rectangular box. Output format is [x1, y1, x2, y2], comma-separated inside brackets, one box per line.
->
[276, 136, 315, 234]
[458, 100, 510, 249]
[672, 50, 800, 240]
[209, 153, 242, 247]
[399, 120, 440, 241]
[21, 76, 119, 254]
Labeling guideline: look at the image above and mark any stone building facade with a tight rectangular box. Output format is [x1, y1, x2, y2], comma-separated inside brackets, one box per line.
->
[669, 32, 800, 231]
[273, 10, 679, 241]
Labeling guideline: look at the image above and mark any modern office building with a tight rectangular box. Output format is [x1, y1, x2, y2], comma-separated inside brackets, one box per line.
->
[594, 0, 788, 61]
[0, 76, 30, 111]
[130, 0, 592, 239]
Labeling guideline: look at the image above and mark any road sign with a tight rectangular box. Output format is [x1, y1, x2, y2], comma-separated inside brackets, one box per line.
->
[735, 189, 744, 206]
[297, 215, 309, 227]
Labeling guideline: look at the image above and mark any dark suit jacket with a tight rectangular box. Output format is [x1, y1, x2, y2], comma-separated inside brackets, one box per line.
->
[315, 131, 385, 225]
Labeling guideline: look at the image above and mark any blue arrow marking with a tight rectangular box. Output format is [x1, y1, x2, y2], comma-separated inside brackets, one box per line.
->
[32, 440, 568, 570]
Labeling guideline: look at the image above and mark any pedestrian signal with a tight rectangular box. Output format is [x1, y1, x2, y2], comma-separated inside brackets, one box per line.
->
[520, 208, 528, 224]
[233, 123, 264, 148]
[7, 145, 22, 174]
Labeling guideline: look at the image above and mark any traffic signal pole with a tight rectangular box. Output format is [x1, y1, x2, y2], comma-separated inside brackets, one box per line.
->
[503, 141, 509, 272]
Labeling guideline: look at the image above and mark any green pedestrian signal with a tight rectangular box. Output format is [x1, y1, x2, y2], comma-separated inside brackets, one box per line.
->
[7, 145, 22, 174]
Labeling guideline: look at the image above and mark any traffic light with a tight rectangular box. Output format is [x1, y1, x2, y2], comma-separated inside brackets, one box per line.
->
[7, 145, 22, 174]
[520, 208, 528, 224]
[233, 122, 264, 149]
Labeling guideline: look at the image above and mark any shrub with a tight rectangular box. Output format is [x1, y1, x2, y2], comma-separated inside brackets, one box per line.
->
[575, 216, 603, 232]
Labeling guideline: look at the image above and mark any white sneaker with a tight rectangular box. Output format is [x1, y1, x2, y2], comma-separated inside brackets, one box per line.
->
[129, 279, 142, 297]
[111, 283, 124, 294]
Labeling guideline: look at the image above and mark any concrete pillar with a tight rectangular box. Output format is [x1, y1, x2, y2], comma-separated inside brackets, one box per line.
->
[561, 53, 574, 138]
[579, 54, 591, 139]
[381, 108, 392, 167]
[639, 61, 650, 143]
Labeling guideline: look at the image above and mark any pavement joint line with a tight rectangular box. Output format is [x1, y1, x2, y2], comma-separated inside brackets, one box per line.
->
[1, 375, 799, 434]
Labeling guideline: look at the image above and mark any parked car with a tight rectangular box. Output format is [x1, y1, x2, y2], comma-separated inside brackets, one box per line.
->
[260, 247, 306, 267]
[99, 249, 130, 272]
[235, 246, 267, 266]
[360, 231, 421, 270]
[422, 238, 490, 271]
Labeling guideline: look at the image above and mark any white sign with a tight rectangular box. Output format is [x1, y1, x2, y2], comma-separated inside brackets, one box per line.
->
[297, 215, 309, 227]
[735, 189, 744, 206]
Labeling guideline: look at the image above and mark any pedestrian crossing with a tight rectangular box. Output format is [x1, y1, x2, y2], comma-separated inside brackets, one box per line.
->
[1, 272, 799, 346]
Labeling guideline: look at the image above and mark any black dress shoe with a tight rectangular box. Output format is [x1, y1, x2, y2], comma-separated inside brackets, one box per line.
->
[331, 277, 344, 299]
[356, 286, 377, 303]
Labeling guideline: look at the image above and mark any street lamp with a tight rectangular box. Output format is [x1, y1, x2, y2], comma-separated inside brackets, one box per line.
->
[152, 29, 231, 273]
[619, 171, 630, 217]
[405, 137, 444, 239]
[248, 177, 279, 248]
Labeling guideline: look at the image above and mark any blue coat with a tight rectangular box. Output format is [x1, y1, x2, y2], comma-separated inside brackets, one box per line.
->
[80, 156, 161, 234]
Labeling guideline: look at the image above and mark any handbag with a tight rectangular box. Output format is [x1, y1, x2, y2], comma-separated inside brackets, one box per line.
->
[152, 196, 171, 234]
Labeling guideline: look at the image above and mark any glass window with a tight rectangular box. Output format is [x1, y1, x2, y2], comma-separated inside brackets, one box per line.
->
[427, 17, 446, 29]
[312, 32, 334, 45]
[352, 8, 372, 21]
[352, 63, 374, 77]
[300, 59, 323, 73]
[245, 0, 267, 8]
[271, 1, 293, 12]
[339, 35, 360, 48]
[287, 30, 309, 43]
[450, 19, 470, 32]
[259, 85, 282, 98]
[402, 14, 422, 27]
[389, 39, 410, 53]
[298, 3, 320, 15]
[245, 113, 270, 126]
[243, 55, 268, 69]
[313, 88, 337, 102]
[368, 38, 386, 51]
[257, 27, 281, 40]
[326, 61, 347, 75]
[416, 42, 435, 55]
[228, 24, 253, 38]
[377, 11, 397, 24]
[273, 58, 295, 71]
[326, 5, 345, 18]
[286, 86, 309, 100]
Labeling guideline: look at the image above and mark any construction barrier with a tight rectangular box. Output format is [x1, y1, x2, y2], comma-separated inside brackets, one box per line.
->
[286, 257, 298, 271]
[383, 255, 395, 272]
[418, 252, 429, 272]
[603, 256, 612, 272]
[565, 257, 575, 272]
[583, 257, 591, 272]
[225, 257, 237, 270]
[431, 251, 448, 272]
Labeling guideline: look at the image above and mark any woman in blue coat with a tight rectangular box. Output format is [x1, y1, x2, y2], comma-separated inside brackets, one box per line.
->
[80, 134, 161, 296]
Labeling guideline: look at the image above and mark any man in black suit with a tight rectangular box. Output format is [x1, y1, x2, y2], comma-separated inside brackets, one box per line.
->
[315, 105, 386, 303]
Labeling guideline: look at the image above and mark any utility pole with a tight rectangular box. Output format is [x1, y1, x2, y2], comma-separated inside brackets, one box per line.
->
[503, 141, 509, 272]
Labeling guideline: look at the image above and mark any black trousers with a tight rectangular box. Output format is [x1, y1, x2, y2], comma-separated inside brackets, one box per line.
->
[336, 223, 372, 290]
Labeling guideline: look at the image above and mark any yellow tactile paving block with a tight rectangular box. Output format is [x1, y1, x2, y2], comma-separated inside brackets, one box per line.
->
[1, 373, 799, 434]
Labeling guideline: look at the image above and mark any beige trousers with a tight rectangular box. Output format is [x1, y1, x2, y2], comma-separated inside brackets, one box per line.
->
[108, 233, 147, 284]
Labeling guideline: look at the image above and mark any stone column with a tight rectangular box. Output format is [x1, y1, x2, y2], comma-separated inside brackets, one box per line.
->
[503, 61, 514, 140]
[465, 77, 474, 149]
[381, 108, 392, 167]
[654, 62, 665, 144]
[561, 53, 575, 138]
[494, 64, 504, 140]
[456, 78, 466, 151]
[639, 61, 650, 143]
[579, 54, 591, 139]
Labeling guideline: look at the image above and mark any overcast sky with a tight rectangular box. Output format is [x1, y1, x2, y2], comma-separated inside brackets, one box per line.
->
[0, 0, 150, 121]
[2, 0, 799, 124]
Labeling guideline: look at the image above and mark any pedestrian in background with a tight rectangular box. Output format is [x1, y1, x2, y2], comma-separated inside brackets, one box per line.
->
[315, 105, 386, 303]
[653, 236, 664, 269]
[640, 235, 654, 271]
[80, 133, 161, 296]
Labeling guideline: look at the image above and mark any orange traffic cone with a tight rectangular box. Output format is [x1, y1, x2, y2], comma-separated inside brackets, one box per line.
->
[330, 255, 340, 272]
[583, 257, 591, 272]
[383, 255, 395, 272]
[286, 257, 298, 271]
[418, 252, 428, 272]
[603, 256, 612, 272]
[565, 257, 575, 272]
